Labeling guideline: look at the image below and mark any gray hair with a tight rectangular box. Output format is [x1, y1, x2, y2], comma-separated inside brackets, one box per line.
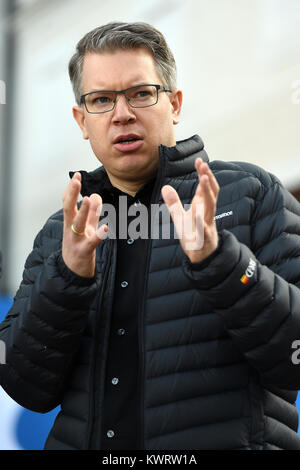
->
[68, 21, 177, 105]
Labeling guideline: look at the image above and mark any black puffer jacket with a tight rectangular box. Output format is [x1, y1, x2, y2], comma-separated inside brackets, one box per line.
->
[1, 135, 300, 450]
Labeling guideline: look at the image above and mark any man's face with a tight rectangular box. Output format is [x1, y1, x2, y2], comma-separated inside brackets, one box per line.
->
[73, 48, 182, 186]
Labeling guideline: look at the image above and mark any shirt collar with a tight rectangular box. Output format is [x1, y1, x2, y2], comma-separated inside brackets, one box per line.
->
[101, 171, 157, 207]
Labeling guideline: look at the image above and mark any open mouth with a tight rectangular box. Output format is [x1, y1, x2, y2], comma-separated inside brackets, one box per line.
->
[117, 138, 139, 144]
[113, 135, 143, 152]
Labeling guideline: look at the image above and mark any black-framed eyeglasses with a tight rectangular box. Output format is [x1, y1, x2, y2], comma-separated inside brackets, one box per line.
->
[80, 84, 172, 114]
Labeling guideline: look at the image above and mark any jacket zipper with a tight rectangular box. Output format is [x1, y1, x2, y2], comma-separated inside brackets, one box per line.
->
[138, 146, 166, 450]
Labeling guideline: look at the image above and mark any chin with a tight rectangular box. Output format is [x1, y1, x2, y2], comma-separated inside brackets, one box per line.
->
[119, 156, 157, 177]
[118, 153, 149, 166]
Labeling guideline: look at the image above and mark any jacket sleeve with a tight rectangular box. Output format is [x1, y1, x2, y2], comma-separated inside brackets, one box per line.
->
[0, 219, 101, 412]
[182, 175, 300, 390]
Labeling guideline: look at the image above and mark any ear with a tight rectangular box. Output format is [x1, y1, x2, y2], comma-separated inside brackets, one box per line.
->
[170, 89, 183, 125]
[72, 105, 89, 140]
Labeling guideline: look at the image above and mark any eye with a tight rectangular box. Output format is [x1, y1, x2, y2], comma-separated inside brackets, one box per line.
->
[88, 92, 114, 106]
[134, 89, 152, 99]
[93, 95, 112, 104]
[136, 90, 151, 97]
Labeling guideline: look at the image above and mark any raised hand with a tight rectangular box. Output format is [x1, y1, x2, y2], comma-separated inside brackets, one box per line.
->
[161, 158, 219, 264]
[62, 172, 108, 277]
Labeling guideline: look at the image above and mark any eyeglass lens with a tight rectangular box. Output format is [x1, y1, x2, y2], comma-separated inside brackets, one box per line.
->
[84, 85, 158, 113]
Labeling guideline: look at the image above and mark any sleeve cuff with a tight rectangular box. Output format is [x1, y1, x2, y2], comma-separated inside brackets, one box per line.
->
[184, 233, 224, 271]
[182, 230, 258, 307]
[56, 250, 98, 287]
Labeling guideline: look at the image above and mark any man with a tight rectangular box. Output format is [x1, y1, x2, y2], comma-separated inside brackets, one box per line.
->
[1, 21, 300, 451]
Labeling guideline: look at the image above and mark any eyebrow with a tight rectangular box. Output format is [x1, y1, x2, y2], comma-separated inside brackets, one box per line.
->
[87, 82, 154, 92]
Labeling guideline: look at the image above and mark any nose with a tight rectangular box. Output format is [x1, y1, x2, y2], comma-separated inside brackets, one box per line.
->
[112, 93, 136, 124]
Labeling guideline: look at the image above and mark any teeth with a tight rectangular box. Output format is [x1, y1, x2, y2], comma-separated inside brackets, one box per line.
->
[119, 139, 136, 144]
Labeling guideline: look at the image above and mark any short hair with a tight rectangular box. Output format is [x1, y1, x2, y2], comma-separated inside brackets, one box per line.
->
[68, 21, 177, 105]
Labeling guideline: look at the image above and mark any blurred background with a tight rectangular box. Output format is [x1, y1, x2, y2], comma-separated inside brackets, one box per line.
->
[0, 0, 300, 450]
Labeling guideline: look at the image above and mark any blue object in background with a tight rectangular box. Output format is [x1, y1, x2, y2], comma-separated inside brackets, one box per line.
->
[15, 407, 60, 450]
[0, 295, 14, 321]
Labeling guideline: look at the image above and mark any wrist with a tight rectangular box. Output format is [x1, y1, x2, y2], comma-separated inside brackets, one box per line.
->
[186, 234, 222, 270]
[58, 251, 97, 285]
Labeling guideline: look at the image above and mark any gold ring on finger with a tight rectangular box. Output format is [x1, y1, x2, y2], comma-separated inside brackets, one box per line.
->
[71, 224, 85, 236]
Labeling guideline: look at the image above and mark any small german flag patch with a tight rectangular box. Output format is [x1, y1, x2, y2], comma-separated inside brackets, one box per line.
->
[240, 258, 257, 285]
[240, 274, 250, 284]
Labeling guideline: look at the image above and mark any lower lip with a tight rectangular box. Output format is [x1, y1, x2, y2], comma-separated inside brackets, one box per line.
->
[113, 139, 143, 153]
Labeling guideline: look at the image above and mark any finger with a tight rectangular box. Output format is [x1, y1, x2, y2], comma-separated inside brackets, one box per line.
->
[185, 208, 205, 251]
[203, 164, 219, 198]
[193, 158, 218, 222]
[161, 185, 185, 237]
[86, 193, 103, 229]
[161, 185, 184, 218]
[190, 194, 204, 231]
[200, 175, 217, 222]
[63, 172, 82, 225]
[95, 223, 109, 242]
[71, 196, 90, 235]
[194, 159, 205, 198]
[63, 172, 81, 202]
[195, 159, 219, 198]
[78, 222, 108, 250]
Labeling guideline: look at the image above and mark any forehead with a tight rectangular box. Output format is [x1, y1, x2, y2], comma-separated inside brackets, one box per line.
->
[81, 47, 161, 92]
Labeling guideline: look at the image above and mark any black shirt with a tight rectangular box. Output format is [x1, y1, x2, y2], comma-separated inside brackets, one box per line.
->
[100, 173, 156, 450]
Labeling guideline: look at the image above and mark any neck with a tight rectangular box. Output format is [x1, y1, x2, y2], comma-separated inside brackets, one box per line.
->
[107, 174, 151, 197]
[107, 166, 158, 196]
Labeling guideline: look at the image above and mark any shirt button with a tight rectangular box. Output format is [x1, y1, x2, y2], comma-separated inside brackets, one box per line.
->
[107, 430, 115, 438]
[127, 238, 134, 245]
[111, 377, 119, 385]
[121, 280, 128, 288]
[117, 328, 125, 336]
[134, 200, 141, 207]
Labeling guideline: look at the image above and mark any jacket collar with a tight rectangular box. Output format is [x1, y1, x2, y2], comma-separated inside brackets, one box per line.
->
[69, 134, 209, 198]
[160, 134, 209, 178]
